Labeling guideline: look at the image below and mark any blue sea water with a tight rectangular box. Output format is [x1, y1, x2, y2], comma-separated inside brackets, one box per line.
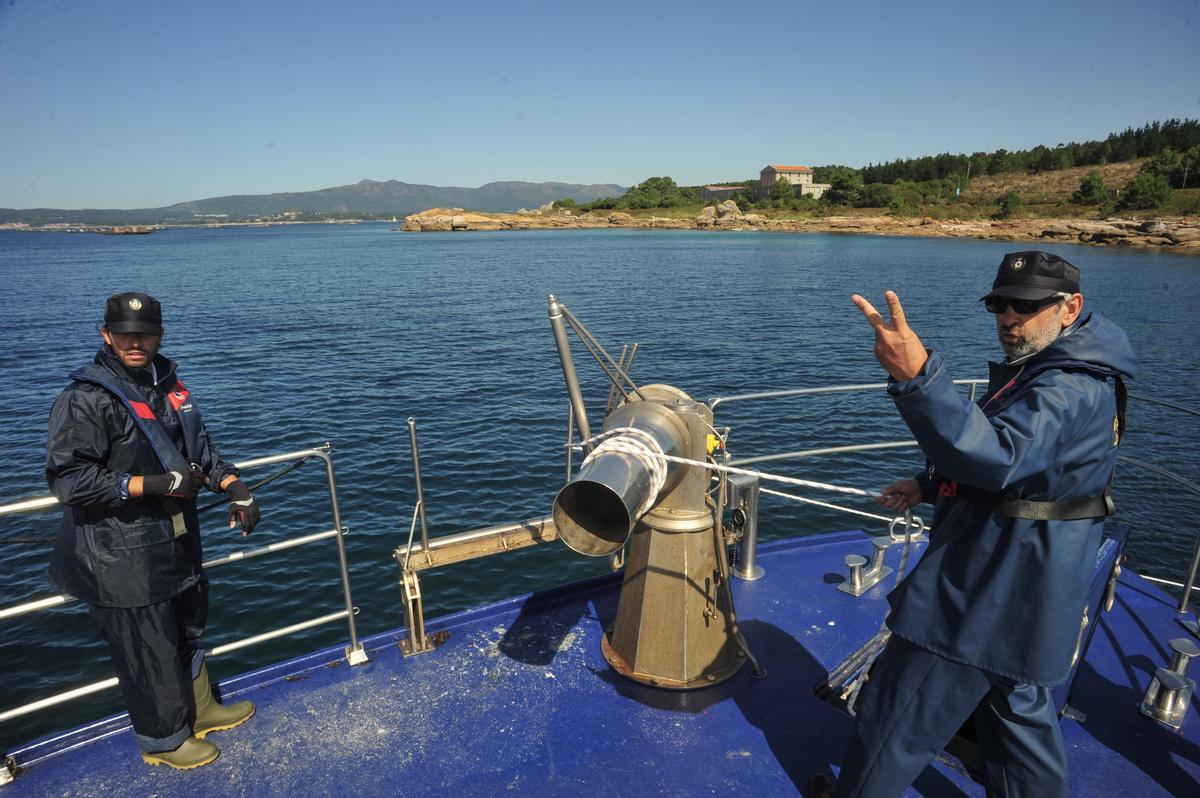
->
[1, 224, 1198, 751]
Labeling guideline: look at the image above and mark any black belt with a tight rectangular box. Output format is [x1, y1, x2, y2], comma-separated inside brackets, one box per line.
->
[952, 483, 1114, 520]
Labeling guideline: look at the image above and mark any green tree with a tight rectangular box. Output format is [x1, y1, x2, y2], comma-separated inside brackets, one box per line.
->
[1142, 148, 1182, 183]
[621, 176, 683, 208]
[856, 183, 895, 208]
[821, 166, 864, 206]
[1145, 145, 1200, 188]
[1118, 172, 1172, 210]
[891, 179, 925, 212]
[768, 177, 796, 205]
[1071, 171, 1112, 205]
[1181, 145, 1200, 189]
[995, 191, 1022, 219]
[583, 176, 694, 210]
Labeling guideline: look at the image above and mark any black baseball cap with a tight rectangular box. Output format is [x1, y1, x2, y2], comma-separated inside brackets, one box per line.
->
[980, 251, 1081, 302]
[104, 292, 163, 335]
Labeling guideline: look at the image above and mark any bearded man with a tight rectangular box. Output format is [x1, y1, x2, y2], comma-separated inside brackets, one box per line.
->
[813, 251, 1137, 798]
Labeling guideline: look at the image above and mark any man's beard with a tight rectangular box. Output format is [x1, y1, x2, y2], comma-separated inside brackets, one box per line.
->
[999, 321, 1061, 361]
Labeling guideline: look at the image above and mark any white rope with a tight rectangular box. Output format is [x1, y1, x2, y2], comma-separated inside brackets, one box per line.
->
[759, 487, 895, 523]
[580, 427, 667, 520]
[575, 430, 881, 500]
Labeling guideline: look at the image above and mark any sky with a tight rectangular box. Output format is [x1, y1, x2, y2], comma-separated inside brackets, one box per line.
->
[0, 0, 1196, 209]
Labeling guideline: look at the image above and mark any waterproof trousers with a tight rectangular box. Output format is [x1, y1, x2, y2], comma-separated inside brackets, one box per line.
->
[836, 635, 1068, 798]
[88, 581, 208, 753]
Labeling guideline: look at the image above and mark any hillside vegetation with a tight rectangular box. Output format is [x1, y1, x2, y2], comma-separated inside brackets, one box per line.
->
[568, 120, 1200, 221]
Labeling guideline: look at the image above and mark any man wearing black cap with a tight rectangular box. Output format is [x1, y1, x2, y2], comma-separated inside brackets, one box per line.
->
[809, 252, 1136, 797]
[46, 292, 262, 769]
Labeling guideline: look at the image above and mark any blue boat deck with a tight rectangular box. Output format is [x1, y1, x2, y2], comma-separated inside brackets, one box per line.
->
[7, 530, 1200, 796]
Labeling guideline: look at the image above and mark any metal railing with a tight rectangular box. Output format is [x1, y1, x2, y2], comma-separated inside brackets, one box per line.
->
[706, 381, 986, 535]
[394, 418, 564, 656]
[708, 380, 1200, 615]
[0, 443, 367, 730]
[390, 370, 1200, 661]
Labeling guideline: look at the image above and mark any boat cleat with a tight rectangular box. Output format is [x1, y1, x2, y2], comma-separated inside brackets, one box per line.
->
[1141, 637, 1199, 730]
[838, 536, 893, 596]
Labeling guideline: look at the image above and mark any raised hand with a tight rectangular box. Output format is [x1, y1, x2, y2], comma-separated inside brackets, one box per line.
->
[851, 291, 928, 381]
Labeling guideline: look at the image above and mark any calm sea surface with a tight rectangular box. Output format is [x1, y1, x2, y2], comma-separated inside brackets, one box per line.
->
[1, 224, 1198, 749]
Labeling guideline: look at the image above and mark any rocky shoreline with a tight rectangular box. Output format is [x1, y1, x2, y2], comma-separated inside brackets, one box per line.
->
[403, 202, 1200, 252]
[0, 219, 362, 233]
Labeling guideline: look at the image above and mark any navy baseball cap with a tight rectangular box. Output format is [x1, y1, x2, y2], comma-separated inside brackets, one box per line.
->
[980, 251, 1081, 302]
[104, 292, 163, 334]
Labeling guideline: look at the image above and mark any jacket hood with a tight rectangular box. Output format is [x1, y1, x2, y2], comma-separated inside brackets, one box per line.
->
[1027, 311, 1138, 380]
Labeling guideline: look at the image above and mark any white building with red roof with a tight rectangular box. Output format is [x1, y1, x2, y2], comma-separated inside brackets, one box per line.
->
[758, 164, 831, 199]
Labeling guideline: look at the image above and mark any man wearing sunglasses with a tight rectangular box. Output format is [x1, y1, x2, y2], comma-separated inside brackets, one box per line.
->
[810, 252, 1137, 798]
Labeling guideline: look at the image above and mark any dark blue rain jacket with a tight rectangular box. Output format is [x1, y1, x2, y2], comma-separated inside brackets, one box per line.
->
[46, 346, 238, 608]
[884, 312, 1137, 686]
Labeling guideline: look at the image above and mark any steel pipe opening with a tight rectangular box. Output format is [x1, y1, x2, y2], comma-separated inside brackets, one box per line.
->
[555, 454, 651, 556]
[553, 399, 689, 557]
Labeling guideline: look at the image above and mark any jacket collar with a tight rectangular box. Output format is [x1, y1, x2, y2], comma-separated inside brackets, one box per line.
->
[95, 345, 178, 390]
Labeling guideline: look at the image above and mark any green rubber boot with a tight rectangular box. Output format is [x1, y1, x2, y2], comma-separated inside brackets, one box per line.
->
[193, 661, 255, 738]
[141, 736, 219, 769]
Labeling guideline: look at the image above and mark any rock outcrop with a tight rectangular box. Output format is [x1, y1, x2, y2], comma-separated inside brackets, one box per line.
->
[400, 206, 1200, 251]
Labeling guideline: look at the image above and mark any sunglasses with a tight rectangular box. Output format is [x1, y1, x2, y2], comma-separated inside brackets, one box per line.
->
[983, 296, 1062, 315]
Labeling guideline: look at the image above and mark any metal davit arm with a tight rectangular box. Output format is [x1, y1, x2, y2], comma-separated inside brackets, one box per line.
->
[548, 295, 592, 450]
[558, 304, 645, 402]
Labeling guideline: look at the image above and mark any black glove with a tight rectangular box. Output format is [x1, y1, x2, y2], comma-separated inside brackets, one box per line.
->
[226, 479, 260, 536]
[141, 469, 203, 500]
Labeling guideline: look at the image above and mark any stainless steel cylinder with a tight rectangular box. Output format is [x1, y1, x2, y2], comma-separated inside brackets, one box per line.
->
[553, 399, 689, 557]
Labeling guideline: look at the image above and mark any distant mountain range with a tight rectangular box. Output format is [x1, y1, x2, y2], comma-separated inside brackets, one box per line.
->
[0, 179, 627, 226]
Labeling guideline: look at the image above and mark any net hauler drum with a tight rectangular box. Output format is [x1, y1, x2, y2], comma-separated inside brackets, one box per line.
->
[554, 384, 744, 690]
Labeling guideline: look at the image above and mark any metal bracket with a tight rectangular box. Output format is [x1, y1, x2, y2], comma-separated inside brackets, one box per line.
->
[888, 514, 928, 544]
[729, 474, 765, 581]
[1141, 669, 1195, 729]
[1140, 637, 1199, 729]
[1070, 607, 1090, 668]
[838, 536, 893, 596]
[1103, 560, 1122, 613]
[345, 643, 369, 666]
[397, 568, 434, 657]
[1179, 618, 1200, 639]
[0, 755, 14, 786]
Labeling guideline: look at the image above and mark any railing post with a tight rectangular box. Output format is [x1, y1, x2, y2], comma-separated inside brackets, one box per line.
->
[548, 295, 592, 450]
[1179, 530, 1200, 620]
[407, 418, 431, 561]
[314, 446, 368, 665]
